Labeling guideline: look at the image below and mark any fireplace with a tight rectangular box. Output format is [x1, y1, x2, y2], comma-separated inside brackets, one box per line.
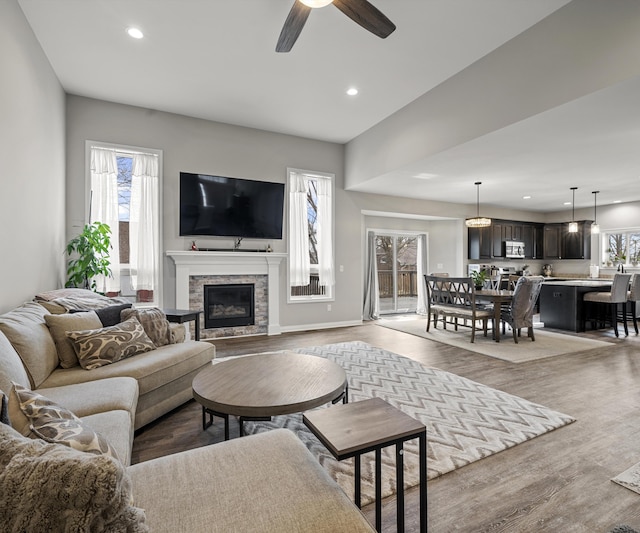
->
[204, 284, 255, 329]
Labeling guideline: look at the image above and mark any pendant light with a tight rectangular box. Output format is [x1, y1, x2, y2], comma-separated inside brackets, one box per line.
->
[591, 191, 600, 234]
[465, 181, 491, 228]
[568, 187, 578, 233]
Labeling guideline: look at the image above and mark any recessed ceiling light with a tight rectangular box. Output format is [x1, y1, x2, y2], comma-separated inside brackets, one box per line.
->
[563, 201, 571, 205]
[523, 195, 531, 199]
[127, 27, 144, 39]
[613, 200, 622, 204]
[346, 87, 358, 96]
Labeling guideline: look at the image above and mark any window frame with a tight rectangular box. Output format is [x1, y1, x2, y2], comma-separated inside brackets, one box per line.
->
[600, 227, 640, 266]
[286, 167, 335, 304]
[85, 140, 163, 307]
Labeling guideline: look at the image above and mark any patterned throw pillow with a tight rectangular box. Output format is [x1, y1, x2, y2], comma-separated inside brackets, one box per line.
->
[11, 383, 119, 460]
[121, 307, 172, 347]
[66, 317, 155, 370]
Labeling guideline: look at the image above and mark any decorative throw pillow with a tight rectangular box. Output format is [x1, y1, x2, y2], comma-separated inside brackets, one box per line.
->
[0, 423, 148, 532]
[66, 317, 155, 370]
[121, 307, 172, 347]
[95, 303, 133, 326]
[12, 383, 119, 460]
[45, 311, 103, 368]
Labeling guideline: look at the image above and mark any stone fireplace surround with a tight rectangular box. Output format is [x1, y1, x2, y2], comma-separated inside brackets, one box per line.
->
[167, 251, 286, 339]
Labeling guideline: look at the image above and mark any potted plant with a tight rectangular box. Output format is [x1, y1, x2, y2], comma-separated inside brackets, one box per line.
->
[470, 270, 488, 290]
[65, 222, 113, 292]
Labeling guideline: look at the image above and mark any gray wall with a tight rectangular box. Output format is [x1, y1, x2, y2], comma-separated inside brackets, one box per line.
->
[0, 0, 66, 313]
[65, 96, 363, 330]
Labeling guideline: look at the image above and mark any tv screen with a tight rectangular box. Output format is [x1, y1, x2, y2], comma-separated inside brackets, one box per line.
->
[179, 172, 285, 239]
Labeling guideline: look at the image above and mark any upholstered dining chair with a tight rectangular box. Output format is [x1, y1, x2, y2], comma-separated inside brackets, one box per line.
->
[627, 273, 640, 335]
[499, 276, 544, 343]
[583, 273, 632, 337]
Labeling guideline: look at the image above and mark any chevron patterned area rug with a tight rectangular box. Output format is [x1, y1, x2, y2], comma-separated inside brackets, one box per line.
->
[240, 341, 575, 506]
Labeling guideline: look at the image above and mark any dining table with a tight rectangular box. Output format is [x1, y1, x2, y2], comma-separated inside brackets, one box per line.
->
[475, 288, 514, 342]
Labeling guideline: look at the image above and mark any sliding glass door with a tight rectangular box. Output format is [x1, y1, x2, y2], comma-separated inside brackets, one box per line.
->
[376, 234, 418, 314]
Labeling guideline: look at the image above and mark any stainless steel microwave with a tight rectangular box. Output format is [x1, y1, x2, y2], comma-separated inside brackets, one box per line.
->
[505, 241, 525, 258]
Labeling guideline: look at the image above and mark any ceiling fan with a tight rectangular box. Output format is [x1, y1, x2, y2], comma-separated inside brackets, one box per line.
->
[276, 0, 396, 53]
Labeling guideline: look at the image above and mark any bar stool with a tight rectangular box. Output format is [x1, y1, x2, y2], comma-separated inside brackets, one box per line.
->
[583, 273, 632, 337]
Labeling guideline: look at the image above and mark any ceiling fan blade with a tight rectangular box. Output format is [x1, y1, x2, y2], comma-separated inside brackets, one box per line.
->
[276, 1, 312, 53]
[333, 0, 396, 39]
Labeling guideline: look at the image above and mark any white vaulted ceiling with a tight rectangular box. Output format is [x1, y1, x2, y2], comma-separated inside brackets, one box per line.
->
[17, 0, 640, 212]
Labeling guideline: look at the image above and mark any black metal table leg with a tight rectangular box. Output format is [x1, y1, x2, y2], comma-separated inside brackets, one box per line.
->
[419, 432, 428, 533]
[355, 454, 361, 508]
[396, 443, 405, 532]
[375, 448, 382, 531]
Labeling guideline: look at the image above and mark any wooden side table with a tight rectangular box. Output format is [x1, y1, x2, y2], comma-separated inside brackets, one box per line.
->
[163, 309, 202, 341]
[303, 397, 427, 533]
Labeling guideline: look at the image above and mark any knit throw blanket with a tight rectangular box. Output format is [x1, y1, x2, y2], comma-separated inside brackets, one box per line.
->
[0, 424, 147, 532]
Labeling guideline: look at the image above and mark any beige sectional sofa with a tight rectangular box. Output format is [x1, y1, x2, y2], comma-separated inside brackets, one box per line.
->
[0, 296, 375, 532]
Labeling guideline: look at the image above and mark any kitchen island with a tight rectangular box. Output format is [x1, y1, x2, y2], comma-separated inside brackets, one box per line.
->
[539, 279, 612, 332]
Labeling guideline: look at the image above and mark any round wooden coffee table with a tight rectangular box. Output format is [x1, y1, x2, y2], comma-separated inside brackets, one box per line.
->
[192, 351, 348, 440]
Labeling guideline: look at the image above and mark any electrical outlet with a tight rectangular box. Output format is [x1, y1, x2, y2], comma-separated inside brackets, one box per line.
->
[339, 265, 344, 272]
[327, 304, 332, 311]
[437, 263, 444, 269]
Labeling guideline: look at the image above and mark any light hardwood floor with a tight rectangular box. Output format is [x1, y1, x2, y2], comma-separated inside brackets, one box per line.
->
[131, 320, 640, 533]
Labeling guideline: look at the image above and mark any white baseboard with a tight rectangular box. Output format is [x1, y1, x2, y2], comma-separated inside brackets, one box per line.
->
[280, 319, 363, 334]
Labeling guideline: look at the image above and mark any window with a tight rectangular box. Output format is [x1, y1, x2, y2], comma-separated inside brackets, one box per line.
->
[87, 142, 162, 306]
[603, 230, 640, 265]
[287, 169, 334, 301]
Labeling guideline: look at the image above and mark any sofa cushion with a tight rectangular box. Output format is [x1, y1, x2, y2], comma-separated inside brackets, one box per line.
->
[38, 376, 138, 422]
[121, 307, 172, 347]
[66, 317, 156, 370]
[0, 302, 58, 388]
[12, 383, 118, 460]
[0, 330, 31, 395]
[128, 428, 375, 533]
[45, 311, 103, 368]
[0, 423, 148, 532]
[40, 341, 215, 396]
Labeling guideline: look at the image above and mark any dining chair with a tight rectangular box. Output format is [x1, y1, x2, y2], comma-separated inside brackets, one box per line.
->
[507, 274, 521, 290]
[583, 273, 632, 337]
[483, 274, 502, 290]
[626, 273, 640, 335]
[499, 276, 544, 343]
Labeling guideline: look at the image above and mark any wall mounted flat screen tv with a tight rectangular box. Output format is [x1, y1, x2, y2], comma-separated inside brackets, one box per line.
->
[179, 172, 285, 239]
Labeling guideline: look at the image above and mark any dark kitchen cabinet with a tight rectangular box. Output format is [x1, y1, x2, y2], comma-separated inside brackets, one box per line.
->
[543, 221, 592, 259]
[492, 223, 504, 258]
[543, 224, 563, 259]
[468, 225, 492, 260]
[563, 220, 592, 259]
[522, 223, 544, 259]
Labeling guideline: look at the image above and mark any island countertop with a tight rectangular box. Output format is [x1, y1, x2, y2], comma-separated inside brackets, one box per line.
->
[542, 279, 612, 288]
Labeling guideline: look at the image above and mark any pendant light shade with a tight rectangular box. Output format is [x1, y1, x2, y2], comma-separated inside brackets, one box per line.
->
[591, 191, 600, 234]
[465, 181, 491, 228]
[568, 187, 578, 233]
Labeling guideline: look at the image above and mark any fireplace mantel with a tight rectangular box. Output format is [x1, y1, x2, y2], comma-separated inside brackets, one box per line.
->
[167, 251, 286, 335]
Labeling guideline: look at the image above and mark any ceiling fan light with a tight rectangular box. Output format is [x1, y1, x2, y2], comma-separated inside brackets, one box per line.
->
[299, 0, 334, 7]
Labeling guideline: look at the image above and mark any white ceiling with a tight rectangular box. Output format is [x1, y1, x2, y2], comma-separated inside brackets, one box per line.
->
[18, 0, 640, 213]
